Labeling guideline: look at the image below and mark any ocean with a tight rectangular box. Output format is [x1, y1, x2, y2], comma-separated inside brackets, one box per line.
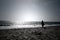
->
[0, 22, 60, 29]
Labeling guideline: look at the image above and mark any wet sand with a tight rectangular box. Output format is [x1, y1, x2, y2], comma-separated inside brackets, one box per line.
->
[0, 26, 60, 40]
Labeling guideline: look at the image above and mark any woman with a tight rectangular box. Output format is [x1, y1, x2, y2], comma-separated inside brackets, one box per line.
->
[41, 20, 45, 28]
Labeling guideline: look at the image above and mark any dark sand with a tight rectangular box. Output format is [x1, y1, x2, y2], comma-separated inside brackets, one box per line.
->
[0, 26, 60, 40]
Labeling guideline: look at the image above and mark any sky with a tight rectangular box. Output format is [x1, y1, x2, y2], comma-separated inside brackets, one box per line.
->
[0, 0, 60, 22]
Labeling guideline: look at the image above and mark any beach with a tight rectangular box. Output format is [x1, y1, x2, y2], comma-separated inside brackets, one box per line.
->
[0, 26, 60, 40]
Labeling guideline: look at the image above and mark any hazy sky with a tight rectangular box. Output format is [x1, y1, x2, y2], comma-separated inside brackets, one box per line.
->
[0, 0, 60, 22]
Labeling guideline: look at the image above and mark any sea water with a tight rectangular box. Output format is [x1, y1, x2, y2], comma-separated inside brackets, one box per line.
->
[0, 24, 60, 29]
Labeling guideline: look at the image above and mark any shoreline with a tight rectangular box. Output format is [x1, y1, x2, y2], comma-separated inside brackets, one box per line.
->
[0, 26, 60, 40]
[0, 26, 60, 30]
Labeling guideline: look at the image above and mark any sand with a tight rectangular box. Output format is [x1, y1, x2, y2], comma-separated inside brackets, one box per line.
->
[0, 26, 60, 40]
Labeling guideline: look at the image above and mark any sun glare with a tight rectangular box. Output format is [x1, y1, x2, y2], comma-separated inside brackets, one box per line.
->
[23, 15, 34, 21]
[21, 10, 36, 22]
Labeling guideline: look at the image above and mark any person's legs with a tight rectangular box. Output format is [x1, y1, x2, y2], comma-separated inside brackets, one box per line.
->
[42, 25, 45, 28]
[42, 25, 43, 28]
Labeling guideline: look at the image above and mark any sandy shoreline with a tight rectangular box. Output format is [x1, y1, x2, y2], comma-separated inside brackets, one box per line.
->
[0, 26, 60, 40]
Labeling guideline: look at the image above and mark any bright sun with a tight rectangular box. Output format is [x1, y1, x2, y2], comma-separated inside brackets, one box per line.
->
[23, 14, 34, 21]
[21, 10, 36, 22]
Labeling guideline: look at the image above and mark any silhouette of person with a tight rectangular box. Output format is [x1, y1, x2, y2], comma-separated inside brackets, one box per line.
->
[41, 20, 45, 28]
